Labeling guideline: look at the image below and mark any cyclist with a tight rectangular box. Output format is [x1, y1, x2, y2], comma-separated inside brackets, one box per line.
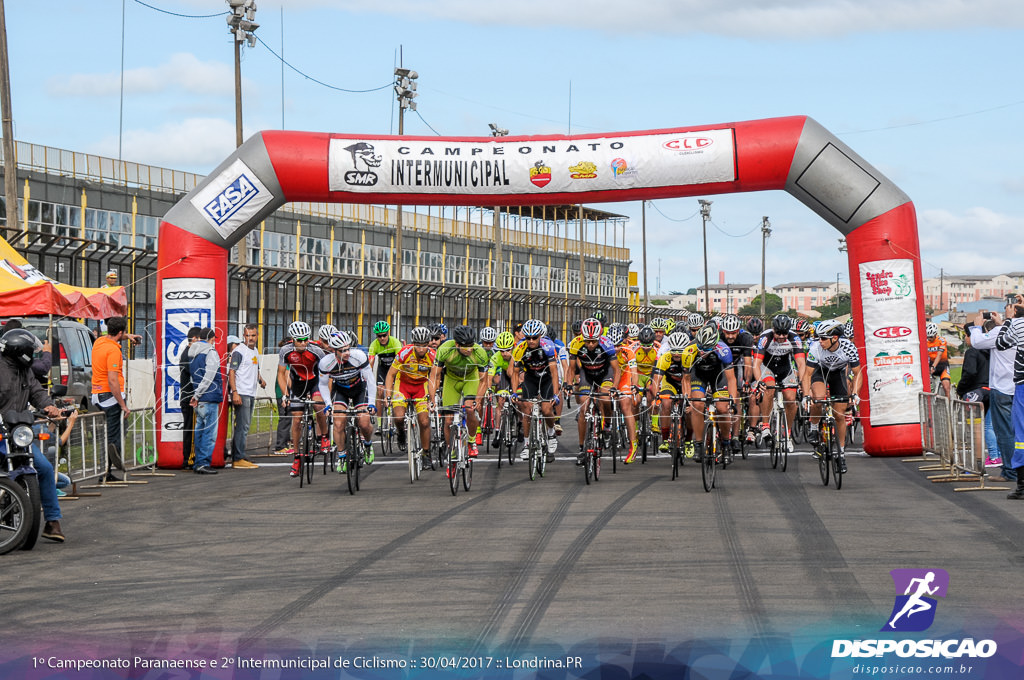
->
[384, 326, 435, 459]
[607, 323, 641, 463]
[315, 324, 338, 350]
[794, 318, 813, 345]
[429, 325, 490, 460]
[650, 318, 668, 345]
[746, 316, 764, 338]
[926, 322, 951, 398]
[565, 318, 621, 465]
[683, 325, 739, 463]
[278, 321, 329, 478]
[429, 323, 448, 350]
[801, 319, 862, 473]
[720, 314, 756, 448]
[368, 320, 403, 430]
[651, 332, 697, 455]
[546, 324, 570, 435]
[752, 314, 807, 451]
[318, 331, 377, 471]
[478, 331, 516, 448]
[686, 312, 705, 340]
[627, 323, 640, 344]
[510, 318, 560, 461]
[479, 326, 498, 357]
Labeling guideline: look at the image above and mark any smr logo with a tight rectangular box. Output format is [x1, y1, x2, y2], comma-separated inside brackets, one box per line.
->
[343, 142, 382, 186]
[881, 568, 949, 632]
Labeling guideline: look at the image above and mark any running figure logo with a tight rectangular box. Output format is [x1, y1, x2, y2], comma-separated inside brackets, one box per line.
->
[882, 568, 949, 632]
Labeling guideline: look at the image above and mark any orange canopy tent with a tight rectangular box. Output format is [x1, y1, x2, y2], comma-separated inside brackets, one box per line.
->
[0, 234, 126, 320]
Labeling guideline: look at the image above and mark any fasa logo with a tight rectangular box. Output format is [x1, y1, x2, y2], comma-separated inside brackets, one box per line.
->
[165, 291, 211, 301]
[873, 326, 912, 339]
[202, 173, 260, 227]
[663, 137, 713, 151]
[882, 568, 949, 632]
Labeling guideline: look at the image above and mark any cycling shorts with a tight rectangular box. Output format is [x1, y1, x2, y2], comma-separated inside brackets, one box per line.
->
[579, 369, 612, 389]
[809, 366, 849, 398]
[289, 378, 322, 411]
[441, 374, 480, 408]
[658, 379, 683, 397]
[521, 371, 555, 401]
[690, 371, 729, 398]
[393, 378, 430, 414]
[330, 383, 369, 410]
[760, 363, 798, 389]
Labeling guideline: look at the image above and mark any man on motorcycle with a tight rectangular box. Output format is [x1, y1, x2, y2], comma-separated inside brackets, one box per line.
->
[0, 329, 66, 542]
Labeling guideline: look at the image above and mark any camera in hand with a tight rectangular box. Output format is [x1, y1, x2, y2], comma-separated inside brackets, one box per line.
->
[982, 312, 992, 320]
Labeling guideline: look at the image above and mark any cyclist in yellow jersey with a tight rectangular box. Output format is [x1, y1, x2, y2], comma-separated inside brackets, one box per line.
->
[383, 326, 435, 457]
[651, 332, 698, 453]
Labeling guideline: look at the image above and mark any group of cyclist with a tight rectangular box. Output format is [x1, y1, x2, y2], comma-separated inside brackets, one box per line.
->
[275, 309, 863, 479]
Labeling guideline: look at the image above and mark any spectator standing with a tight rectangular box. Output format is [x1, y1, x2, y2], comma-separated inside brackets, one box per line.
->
[970, 306, 1019, 484]
[189, 327, 223, 474]
[178, 327, 202, 465]
[91, 316, 130, 483]
[994, 304, 1024, 499]
[227, 324, 265, 469]
[957, 323, 998, 467]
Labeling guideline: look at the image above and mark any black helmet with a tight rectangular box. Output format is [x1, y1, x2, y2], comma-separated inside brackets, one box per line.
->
[772, 314, 792, 334]
[0, 328, 41, 367]
[571, 319, 584, 337]
[452, 325, 476, 346]
[637, 326, 656, 345]
[746, 317, 764, 335]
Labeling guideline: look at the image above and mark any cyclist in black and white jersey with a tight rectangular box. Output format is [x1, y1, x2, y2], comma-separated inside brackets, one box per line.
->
[318, 331, 377, 468]
[800, 319, 862, 472]
[751, 314, 807, 450]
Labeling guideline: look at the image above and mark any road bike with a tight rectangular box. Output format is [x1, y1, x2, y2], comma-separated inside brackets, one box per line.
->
[762, 385, 792, 472]
[403, 400, 425, 483]
[334, 406, 371, 495]
[575, 389, 607, 485]
[635, 390, 656, 464]
[493, 390, 517, 468]
[607, 390, 629, 474]
[294, 398, 328, 487]
[428, 398, 446, 471]
[377, 399, 396, 457]
[698, 395, 733, 493]
[812, 396, 850, 490]
[480, 390, 497, 453]
[663, 393, 688, 481]
[520, 397, 549, 481]
[441, 404, 473, 495]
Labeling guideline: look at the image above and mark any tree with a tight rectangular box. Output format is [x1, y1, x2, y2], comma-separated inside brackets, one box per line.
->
[686, 287, 697, 295]
[813, 293, 851, 319]
[738, 293, 782, 316]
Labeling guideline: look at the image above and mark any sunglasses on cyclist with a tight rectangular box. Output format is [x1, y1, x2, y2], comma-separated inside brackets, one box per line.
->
[294, 337, 309, 343]
[376, 333, 389, 339]
[525, 334, 541, 340]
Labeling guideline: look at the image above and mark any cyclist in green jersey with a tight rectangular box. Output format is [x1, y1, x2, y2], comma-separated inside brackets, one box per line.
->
[429, 325, 491, 457]
[368, 320, 402, 421]
[477, 331, 516, 448]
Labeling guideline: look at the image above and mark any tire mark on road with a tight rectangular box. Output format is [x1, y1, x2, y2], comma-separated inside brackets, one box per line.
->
[238, 478, 529, 650]
[504, 477, 657, 653]
[713, 488, 770, 638]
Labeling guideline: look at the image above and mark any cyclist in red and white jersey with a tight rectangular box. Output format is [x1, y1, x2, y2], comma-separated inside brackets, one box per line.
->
[277, 321, 328, 476]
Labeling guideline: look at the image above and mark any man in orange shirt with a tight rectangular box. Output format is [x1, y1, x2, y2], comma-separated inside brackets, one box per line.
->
[91, 316, 130, 482]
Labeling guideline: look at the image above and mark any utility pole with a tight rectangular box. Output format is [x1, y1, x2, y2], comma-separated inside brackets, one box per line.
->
[226, 1, 258, 149]
[489, 123, 508, 320]
[0, 0, 17, 240]
[393, 63, 418, 319]
[760, 216, 772, 316]
[699, 200, 713, 315]
[641, 201, 649, 307]
[939, 267, 944, 312]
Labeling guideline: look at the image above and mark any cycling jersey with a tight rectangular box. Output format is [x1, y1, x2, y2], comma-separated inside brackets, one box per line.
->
[318, 348, 376, 405]
[368, 335, 403, 379]
[390, 345, 435, 385]
[927, 336, 949, 366]
[435, 340, 490, 379]
[615, 345, 638, 390]
[278, 342, 326, 382]
[723, 330, 756, 367]
[753, 330, 805, 376]
[487, 351, 512, 378]
[567, 335, 618, 379]
[511, 337, 558, 376]
[654, 346, 698, 387]
[633, 343, 661, 378]
[805, 338, 860, 373]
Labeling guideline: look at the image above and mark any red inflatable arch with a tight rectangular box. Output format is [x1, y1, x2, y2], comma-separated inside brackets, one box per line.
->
[155, 115, 926, 468]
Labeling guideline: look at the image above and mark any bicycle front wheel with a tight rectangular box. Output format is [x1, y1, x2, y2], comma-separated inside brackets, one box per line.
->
[701, 425, 716, 492]
[818, 426, 830, 486]
[462, 458, 473, 491]
[528, 427, 540, 481]
[448, 438, 461, 496]
[346, 450, 357, 495]
[830, 423, 843, 490]
[670, 412, 682, 480]
[768, 410, 780, 470]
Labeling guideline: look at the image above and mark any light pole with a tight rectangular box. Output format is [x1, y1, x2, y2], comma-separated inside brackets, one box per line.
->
[760, 216, 771, 316]
[226, 0, 259, 149]
[699, 200, 712, 314]
[642, 200, 649, 307]
[0, 0, 17, 240]
[489, 123, 508, 322]
[393, 66, 418, 320]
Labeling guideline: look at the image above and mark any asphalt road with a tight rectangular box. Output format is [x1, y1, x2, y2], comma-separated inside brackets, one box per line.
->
[3, 421, 1022, 674]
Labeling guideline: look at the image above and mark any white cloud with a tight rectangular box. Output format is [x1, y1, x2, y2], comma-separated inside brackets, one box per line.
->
[91, 118, 237, 170]
[918, 207, 1024, 274]
[48, 53, 238, 98]
[273, 0, 1024, 37]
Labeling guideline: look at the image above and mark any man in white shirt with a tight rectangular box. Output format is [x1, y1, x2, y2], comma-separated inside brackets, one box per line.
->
[228, 324, 266, 469]
[969, 304, 1019, 483]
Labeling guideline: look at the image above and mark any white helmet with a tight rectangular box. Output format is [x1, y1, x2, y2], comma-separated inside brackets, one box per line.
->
[665, 332, 690, 352]
[317, 324, 338, 342]
[926, 322, 939, 339]
[479, 326, 498, 343]
[327, 330, 352, 350]
[288, 321, 311, 340]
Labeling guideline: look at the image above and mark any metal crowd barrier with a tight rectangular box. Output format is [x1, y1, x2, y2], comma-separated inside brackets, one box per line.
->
[917, 392, 1009, 492]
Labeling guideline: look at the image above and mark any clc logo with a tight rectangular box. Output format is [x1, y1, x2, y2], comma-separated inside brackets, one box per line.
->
[873, 326, 912, 339]
[663, 137, 713, 151]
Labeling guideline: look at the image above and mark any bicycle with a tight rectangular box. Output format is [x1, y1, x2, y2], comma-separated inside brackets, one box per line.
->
[440, 404, 473, 496]
[812, 396, 850, 490]
[494, 390, 517, 468]
[662, 394, 688, 481]
[480, 391, 496, 453]
[377, 399, 396, 457]
[334, 406, 371, 495]
[845, 400, 861, 447]
[635, 390, 656, 464]
[520, 397, 549, 481]
[575, 389, 607, 485]
[607, 390, 629, 474]
[428, 399, 446, 471]
[404, 401, 424, 484]
[698, 395, 733, 493]
[761, 384, 792, 472]
[293, 398, 326, 487]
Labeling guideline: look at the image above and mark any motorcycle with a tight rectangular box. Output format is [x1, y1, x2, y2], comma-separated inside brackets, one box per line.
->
[0, 410, 45, 553]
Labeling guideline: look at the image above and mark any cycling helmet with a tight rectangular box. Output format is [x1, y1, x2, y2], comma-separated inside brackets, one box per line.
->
[495, 331, 516, 350]
[665, 332, 690, 353]
[746, 317, 764, 335]
[430, 322, 448, 337]
[522, 319, 546, 338]
[844, 319, 855, 340]
[0, 328, 41, 367]
[288, 321, 311, 340]
[327, 330, 352, 350]
[627, 323, 640, 339]
[410, 326, 432, 344]
[771, 314, 792, 334]
[926, 322, 939, 339]
[665, 318, 677, 334]
[638, 326, 656, 346]
[479, 326, 497, 343]
[694, 325, 720, 351]
[580, 318, 603, 340]
[571, 319, 584, 337]
[593, 311, 606, 322]
[606, 324, 626, 346]
[649, 317, 667, 331]
[687, 312, 704, 330]
[372, 320, 390, 335]
[793, 318, 810, 335]
[452, 325, 476, 346]
[816, 319, 844, 338]
[721, 314, 742, 332]
[317, 324, 338, 343]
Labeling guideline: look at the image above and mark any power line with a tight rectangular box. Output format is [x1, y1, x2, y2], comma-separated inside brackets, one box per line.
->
[645, 201, 698, 223]
[256, 36, 391, 94]
[708, 219, 760, 238]
[133, 0, 228, 19]
[414, 109, 441, 136]
[839, 99, 1024, 135]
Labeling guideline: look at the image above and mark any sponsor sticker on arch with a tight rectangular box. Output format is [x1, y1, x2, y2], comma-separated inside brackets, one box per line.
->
[327, 129, 735, 195]
[190, 158, 274, 241]
[160, 277, 215, 442]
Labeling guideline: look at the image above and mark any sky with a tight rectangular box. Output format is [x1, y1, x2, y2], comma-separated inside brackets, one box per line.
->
[6, 0, 1024, 294]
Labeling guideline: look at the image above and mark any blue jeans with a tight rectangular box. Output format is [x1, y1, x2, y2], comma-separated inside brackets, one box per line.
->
[990, 390, 1017, 480]
[192, 401, 220, 469]
[984, 409, 999, 461]
[30, 445, 61, 522]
